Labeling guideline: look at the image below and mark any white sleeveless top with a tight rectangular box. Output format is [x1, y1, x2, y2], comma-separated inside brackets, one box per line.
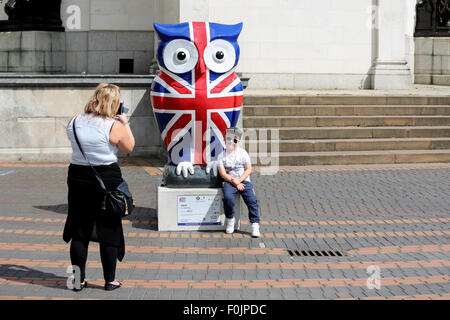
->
[67, 113, 119, 166]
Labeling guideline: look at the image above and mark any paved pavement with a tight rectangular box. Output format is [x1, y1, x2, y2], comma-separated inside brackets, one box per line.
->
[0, 158, 449, 300]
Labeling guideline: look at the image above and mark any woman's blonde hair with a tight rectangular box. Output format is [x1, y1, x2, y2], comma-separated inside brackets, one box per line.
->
[84, 83, 121, 118]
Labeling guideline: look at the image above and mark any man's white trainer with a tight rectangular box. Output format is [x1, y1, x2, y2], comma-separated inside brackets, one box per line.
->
[251, 223, 260, 238]
[225, 217, 235, 234]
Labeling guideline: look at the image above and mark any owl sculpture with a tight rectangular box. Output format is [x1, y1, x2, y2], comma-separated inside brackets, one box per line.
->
[151, 22, 243, 187]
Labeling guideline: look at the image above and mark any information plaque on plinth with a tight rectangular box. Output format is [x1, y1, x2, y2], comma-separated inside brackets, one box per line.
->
[157, 179, 242, 232]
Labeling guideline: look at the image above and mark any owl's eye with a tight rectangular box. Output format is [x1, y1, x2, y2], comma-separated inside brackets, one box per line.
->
[163, 39, 198, 74]
[176, 50, 188, 62]
[215, 51, 225, 61]
[204, 39, 236, 73]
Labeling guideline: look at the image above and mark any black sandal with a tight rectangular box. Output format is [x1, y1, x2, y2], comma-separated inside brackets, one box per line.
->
[104, 281, 122, 291]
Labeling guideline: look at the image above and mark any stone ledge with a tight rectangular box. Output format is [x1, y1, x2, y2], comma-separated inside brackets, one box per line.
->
[0, 74, 155, 87]
[0, 74, 250, 88]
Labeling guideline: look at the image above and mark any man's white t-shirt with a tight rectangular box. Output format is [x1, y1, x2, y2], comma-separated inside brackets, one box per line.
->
[217, 147, 251, 182]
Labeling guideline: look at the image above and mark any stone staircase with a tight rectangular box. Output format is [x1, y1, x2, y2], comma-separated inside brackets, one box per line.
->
[242, 95, 450, 166]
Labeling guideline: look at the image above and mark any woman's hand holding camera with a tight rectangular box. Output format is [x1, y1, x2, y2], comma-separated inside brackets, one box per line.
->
[114, 114, 129, 125]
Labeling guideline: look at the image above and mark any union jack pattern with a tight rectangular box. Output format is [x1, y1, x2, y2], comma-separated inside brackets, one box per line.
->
[151, 22, 243, 166]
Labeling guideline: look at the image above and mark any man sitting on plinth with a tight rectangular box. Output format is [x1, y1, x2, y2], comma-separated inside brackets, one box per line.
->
[217, 127, 260, 238]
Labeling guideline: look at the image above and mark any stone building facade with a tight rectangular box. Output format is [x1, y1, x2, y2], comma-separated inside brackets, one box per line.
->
[0, 0, 448, 161]
[1, 0, 448, 88]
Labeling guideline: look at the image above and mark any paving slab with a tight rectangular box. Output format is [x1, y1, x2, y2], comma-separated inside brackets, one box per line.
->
[0, 158, 449, 300]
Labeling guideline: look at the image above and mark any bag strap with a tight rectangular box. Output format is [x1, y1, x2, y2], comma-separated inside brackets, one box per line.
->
[72, 116, 108, 193]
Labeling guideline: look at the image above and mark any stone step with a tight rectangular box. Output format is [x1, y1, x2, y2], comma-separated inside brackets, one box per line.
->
[243, 126, 450, 139]
[243, 105, 450, 116]
[243, 116, 450, 128]
[244, 138, 450, 152]
[243, 95, 450, 106]
[249, 149, 450, 166]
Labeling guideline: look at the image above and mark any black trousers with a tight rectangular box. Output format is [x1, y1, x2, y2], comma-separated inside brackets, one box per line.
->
[70, 237, 118, 283]
[64, 162, 125, 283]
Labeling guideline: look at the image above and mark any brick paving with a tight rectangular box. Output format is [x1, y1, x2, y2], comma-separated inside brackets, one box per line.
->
[0, 158, 449, 300]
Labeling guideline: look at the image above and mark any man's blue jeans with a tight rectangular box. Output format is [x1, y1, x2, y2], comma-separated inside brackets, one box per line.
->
[222, 181, 260, 223]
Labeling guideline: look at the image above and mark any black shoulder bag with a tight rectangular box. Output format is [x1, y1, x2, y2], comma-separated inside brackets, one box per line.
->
[72, 116, 135, 219]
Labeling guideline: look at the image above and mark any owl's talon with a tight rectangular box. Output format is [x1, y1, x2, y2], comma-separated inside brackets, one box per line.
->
[206, 161, 219, 177]
[176, 162, 195, 178]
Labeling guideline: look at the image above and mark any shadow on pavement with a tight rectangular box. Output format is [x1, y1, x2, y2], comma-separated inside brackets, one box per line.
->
[33, 204, 68, 214]
[0, 264, 112, 291]
[0, 264, 69, 290]
[126, 207, 158, 231]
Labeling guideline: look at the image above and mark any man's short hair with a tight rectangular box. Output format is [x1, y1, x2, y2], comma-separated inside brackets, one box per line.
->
[226, 127, 243, 139]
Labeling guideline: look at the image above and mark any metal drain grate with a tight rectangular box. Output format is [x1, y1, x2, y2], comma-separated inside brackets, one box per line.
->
[287, 249, 345, 257]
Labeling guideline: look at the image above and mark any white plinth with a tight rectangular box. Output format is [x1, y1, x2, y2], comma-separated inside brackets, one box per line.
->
[370, 61, 413, 89]
[156, 180, 242, 232]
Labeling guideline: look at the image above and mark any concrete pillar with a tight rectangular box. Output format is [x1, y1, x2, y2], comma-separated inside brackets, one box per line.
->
[370, 0, 412, 89]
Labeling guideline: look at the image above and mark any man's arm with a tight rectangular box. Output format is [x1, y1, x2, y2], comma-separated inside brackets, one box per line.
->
[218, 166, 238, 185]
[216, 153, 233, 183]
[237, 162, 252, 183]
[219, 166, 245, 190]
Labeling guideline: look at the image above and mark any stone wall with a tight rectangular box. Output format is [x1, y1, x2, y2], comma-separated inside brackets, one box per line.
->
[0, 0, 156, 75]
[0, 76, 163, 161]
[65, 31, 154, 74]
[414, 37, 450, 86]
[60, 0, 157, 31]
[1, 0, 419, 88]
[0, 30, 154, 75]
[0, 32, 66, 73]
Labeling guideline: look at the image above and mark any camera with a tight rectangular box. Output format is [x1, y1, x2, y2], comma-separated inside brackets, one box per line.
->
[116, 101, 129, 115]
[116, 101, 124, 115]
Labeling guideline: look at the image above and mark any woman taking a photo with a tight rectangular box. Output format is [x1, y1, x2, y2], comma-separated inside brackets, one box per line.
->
[63, 83, 135, 291]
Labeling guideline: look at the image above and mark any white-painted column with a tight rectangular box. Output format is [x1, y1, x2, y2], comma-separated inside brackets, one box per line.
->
[370, 0, 412, 89]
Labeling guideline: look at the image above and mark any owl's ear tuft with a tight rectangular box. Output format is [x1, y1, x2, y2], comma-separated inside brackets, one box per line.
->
[209, 22, 243, 41]
[153, 22, 165, 40]
[233, 22, 244, 36]
[153, 22, 191, 42]
[228, 22, 243, 39]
